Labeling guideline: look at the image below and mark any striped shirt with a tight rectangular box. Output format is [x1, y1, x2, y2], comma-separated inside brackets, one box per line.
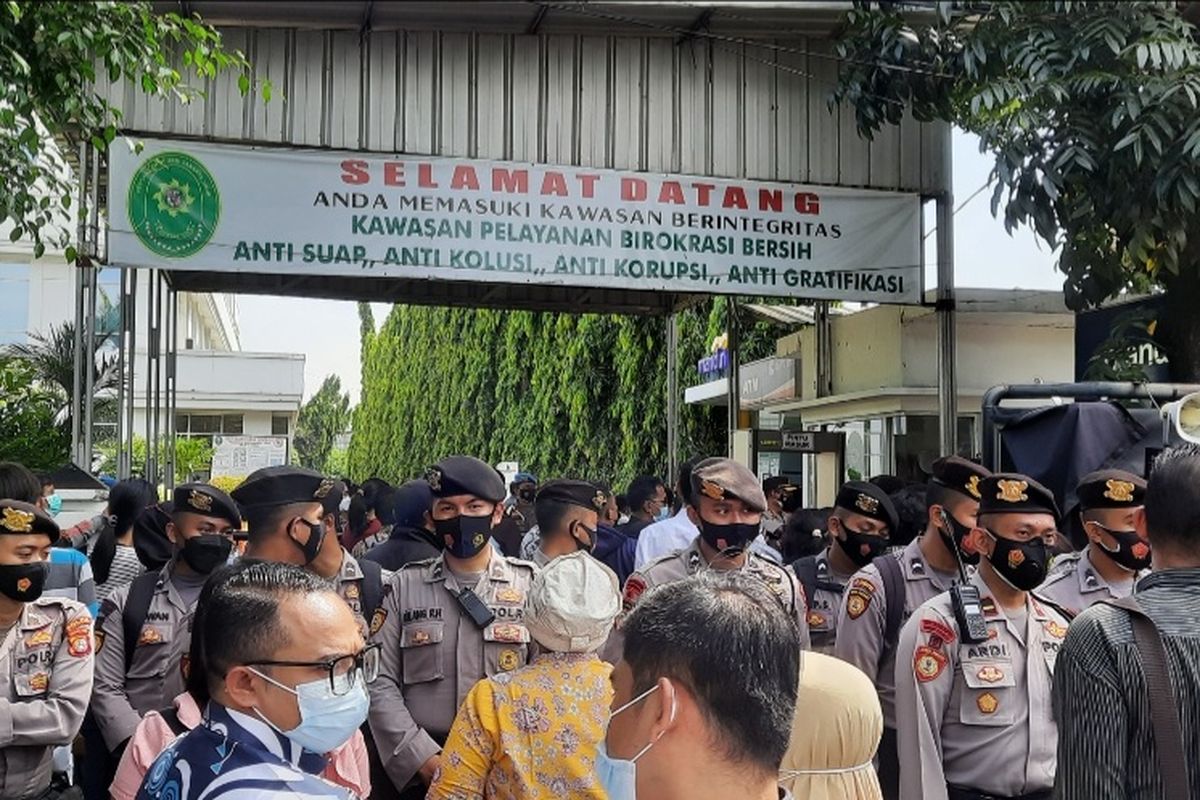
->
[94, 544, 145, 602]
[1052, 567, 1200, 799]
[45, 546, 98, 616]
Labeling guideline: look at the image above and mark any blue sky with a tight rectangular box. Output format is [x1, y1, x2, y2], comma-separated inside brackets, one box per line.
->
[237, 130, 1065, 403]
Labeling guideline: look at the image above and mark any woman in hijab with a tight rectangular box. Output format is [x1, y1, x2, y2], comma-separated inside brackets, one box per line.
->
[429, 551, 620, 800]
[779, 652, 884, 800]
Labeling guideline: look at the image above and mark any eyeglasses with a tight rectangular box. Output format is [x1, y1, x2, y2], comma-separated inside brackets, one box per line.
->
[247, 643, 381, 696]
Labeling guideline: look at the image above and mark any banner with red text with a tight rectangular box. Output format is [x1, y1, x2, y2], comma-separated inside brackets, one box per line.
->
[108, 138, 922, 303]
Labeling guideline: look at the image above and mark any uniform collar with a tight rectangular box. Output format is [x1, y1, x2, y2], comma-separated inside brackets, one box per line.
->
[163, 560, 195, 612]
[426, 551, 514, 584]
[1079, 545, 1139, 595]
[19, 599, 56, 631]
[686, 537, 754, 573]
[903, 538, 958, 590]
[531, 548, 551, 568]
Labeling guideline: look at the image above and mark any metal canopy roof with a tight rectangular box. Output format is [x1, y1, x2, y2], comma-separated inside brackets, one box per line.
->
[160, 1, 855, 36]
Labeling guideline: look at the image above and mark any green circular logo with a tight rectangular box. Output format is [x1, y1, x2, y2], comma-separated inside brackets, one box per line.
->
[127, 151, 220, 258]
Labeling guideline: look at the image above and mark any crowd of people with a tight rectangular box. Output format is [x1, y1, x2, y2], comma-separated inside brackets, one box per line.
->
[0, 444, 1198, 800]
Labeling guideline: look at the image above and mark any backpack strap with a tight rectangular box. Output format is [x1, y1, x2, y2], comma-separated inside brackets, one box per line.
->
[876, 555, 906, 661]
[1104, 596, 1191, 800]
[358, 557, 384, 624]
[792, 556, 819, 610]
[157, 705, 189, 738]
[122, 571, 161, 671]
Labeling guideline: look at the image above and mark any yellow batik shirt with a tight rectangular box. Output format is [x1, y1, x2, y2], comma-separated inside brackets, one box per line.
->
[428, 652, 613, 800]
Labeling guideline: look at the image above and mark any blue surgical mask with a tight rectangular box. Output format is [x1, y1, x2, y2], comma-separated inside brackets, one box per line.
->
[46, 494, 62, 517]
[655, 506, 670, 523]
[249, 668, 369, 755]
[596, 684, 675, 800]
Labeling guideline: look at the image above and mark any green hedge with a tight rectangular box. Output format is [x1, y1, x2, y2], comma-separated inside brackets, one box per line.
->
[347, 299, 781, 488]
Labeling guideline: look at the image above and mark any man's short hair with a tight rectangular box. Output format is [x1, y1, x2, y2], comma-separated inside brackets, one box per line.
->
[200, 559, 332, 697]
[1145, 444, 1200, 551]
[622, 571, 800, 776]
[534, 498, 574, 538]
[677, 457, 703, 506]
[244, 501, 313, 542]
[0, 462, 41, 504]
[626, 476, 664, 514]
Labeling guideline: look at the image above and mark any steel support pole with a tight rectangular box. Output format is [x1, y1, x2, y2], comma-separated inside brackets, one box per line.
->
[152, 272, 164, 487]
[165, 286, 178, 490]
[70, 142, 88, 466]
[727, 298, 740, 458]
[124, 269, 138, 477]
[936, 182, 958, 454]
[82, 265, 97, 470]
[665, 311, 679, 483]
[145, 269, 156, 481]
[115, 268, 128, 478]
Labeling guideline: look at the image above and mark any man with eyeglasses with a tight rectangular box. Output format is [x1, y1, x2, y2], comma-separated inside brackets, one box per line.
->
[1039, 469, 1149, 619]
[368, 455, 537, 799]
[134, 559, 375, 799]
[91, 483, 242, 766]
[791, 480, 897, 653]
[894, 473, 1071, 800]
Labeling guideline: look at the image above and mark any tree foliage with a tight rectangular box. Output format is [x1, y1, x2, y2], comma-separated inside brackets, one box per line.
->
[95, 434, 212, 483]
[348, 301, 780, 489]
[294, 374, 352, 473]
[0, 1, 264, 259]
[4, 319, 117, 428]
[0, 358, 70, 469]
[833, 1, 1200, 378]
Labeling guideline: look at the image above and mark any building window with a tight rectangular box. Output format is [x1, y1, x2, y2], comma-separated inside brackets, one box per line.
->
[176, 413, 245, 442]
[222, 414, 244, 434]
[272, 415, 289, 435]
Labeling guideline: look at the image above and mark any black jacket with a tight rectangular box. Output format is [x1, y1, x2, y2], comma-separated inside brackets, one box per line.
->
[362, 525, 442, 571]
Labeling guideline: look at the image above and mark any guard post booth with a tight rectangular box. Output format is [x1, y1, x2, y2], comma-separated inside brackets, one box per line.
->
[82, 2, 954, 483]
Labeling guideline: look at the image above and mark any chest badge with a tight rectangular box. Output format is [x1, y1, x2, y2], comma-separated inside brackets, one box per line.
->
[498, 649, 520, 672]
[976, 692, 1000, 715]
[495, 587, 523, 604]
[976, 666, 1005, 683]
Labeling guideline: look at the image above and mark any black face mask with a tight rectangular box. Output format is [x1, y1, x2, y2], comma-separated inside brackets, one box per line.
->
[0, 561, 47, 603]
[1094, 524, 1152, 572]
[291, 518, 327, 565]
[571, 521, 598, 554]
[698, 518, 760, 556]
[835, 523, 888, 568]
[180, 534, 233, 574]
[938, 510, 980, 566]
[984, 529, 1049, 591]
[434, 514, 494, 559]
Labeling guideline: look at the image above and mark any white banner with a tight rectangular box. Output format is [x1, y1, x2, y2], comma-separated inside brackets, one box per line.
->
[108, 138, 923, 303]
[210, 435, 288, 479]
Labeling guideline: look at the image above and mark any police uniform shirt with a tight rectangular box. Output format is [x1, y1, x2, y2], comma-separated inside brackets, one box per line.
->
[367, 551, 537, 790]
[834, 538, 960, 728]
[1, 596, 94, 800]
[335, 547, 371, 635]
[1038, 547, 1141, 619]
[893, 571, 1070, 800]
[91, 563, 197, 752]
[803, 548, 856, 654]
[622, 537, 810, 648]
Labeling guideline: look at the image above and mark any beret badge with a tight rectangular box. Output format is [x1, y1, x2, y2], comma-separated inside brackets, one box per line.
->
[1103, 479, 1135, 504]
[1, 507, 34, 533]
[996, 479, 1029, 503]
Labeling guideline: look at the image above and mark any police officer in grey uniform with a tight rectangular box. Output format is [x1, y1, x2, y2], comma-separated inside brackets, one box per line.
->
[0, 500, 94, 800]
[368, 456, 537, 799]
[836, 456, 990, 800]
[895, 473, 1071, 800]
[91, 483, 240, 756]
[1039, 469, 1148, 618]
[791, 480, 896, 653]
[233, 466, 378, 635]
[622, 457, 810, 648]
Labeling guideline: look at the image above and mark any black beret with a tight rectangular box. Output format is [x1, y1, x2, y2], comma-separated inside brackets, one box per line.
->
[930, 456, 992, 502]
[1075, 469, 1146, 511]
[835, 480, 899, 532]
[134, 501, 174, 571]
[173, 483, 241, 527]
[0, 499, 59, 541]
[762, 475, 791, 494]
[978, 473, 1060, 519]
[230, 466, 337, 510]
[393, 480, 434, 529]
[690, 458, 767, 513]
[536, 479, 608, 514]
[425, 456, 505, 503]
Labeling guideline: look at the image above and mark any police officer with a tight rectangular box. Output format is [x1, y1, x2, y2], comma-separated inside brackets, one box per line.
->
[792, 480, 896, 652]
[621, 457, 810, 647]
[91, 484, 240, 760]
[836, 456, 990, 800]
[368, 456, 537, 798]
[1038, 469, 1148, 618]
[894, 473, 1070, 800]
[0, 500, 94, 800]
[233, 466, 384, 635]
[529, 479, 608, 566]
